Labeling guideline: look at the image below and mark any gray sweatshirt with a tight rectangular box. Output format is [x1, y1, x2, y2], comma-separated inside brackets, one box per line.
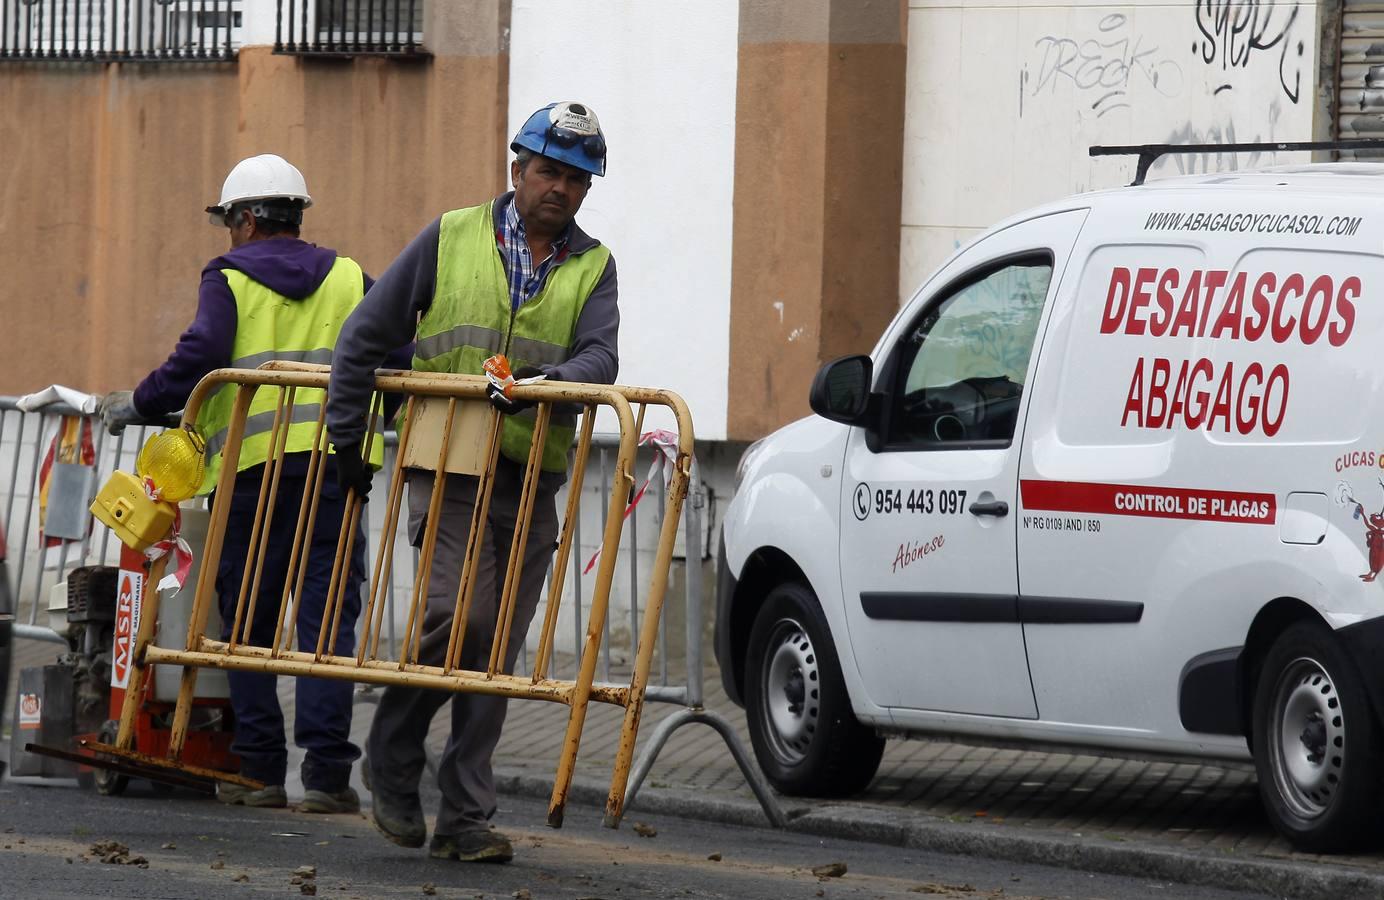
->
[327, 193, 619, 447]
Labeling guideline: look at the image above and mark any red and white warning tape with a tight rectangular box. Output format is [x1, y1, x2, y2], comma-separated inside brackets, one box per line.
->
[582, 430, 681, 576]
[142, 476, 195, 592]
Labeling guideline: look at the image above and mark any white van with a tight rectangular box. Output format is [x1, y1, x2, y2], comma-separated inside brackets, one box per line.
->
[717, 156, 1384, 852]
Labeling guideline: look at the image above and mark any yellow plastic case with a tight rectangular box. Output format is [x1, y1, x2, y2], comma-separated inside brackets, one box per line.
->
[89, 470, 176, 552]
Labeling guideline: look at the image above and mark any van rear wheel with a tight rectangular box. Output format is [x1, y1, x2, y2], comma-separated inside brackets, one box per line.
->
[1252, 621, 1383, 851]
[744, 582, 884, 796]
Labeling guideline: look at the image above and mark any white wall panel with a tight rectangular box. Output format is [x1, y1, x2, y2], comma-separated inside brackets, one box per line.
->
[509, 0, 739, 439]
[901, 0, 1322, 299]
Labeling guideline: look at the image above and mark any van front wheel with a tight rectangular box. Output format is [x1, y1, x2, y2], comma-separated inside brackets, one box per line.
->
[744, 582, 884, 796]
[1252, 622, 1383, 851]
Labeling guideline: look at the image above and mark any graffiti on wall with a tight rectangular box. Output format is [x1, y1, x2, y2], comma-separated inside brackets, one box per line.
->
[1194, 0, 1307, 103]
[1161, 118, 1264, 174]
[1021, 14, 1183, 118]
[1021, 1, 1307, 121]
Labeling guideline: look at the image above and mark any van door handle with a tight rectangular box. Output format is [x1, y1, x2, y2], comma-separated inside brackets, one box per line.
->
[969, 500, 1009, 518]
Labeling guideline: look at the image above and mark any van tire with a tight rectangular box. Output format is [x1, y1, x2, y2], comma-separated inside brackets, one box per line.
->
[1252, 621, 1383, 852]
[744, 582, 884, 796]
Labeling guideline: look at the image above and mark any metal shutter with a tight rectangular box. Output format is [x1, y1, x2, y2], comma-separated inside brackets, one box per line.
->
[1339, 1, 1384, 155]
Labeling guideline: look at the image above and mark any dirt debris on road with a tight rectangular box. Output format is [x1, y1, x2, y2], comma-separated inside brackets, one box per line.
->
[811, 861, 848, 878]
[909, 883, 1048, 899]
[88, 840, 149, 868]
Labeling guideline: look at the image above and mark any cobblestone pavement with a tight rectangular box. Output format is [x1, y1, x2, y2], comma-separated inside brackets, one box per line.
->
[479, 662, 1384, 877]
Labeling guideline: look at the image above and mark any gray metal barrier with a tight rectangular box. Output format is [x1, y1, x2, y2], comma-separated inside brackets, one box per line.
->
[0, 396, 171, 633]
[0, 393, 782, 824]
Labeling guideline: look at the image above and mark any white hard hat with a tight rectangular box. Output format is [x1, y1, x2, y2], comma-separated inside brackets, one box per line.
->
[206, 154, 313, 225]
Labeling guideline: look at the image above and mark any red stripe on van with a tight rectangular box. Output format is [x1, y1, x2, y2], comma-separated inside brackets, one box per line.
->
[1020, 480, 1276, 525]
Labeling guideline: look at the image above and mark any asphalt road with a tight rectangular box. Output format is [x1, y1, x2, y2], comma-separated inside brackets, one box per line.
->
[0, 777, 1280, 900]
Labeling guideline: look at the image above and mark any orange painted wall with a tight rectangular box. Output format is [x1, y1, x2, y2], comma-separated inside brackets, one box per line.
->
[0, 46, 507, 395]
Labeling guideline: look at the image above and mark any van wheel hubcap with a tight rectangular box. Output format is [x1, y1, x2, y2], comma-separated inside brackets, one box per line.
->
[760, 618, 820, 766]
[1270, 657, 1345, 820]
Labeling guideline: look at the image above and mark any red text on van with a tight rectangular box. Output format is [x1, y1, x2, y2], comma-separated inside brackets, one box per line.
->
[1100, 267, 1359, 348]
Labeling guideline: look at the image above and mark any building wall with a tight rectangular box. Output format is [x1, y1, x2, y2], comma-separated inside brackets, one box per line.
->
[900, 0, 1328, 300]
[1, 0, 909, 448]
[0, 0, 510, 396]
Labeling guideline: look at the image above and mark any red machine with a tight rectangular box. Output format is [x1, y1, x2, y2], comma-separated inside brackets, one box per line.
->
[17, 528, 239, 794]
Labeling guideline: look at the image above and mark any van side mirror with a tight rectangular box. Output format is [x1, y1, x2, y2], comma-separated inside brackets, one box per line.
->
[809, 355, 876, 427]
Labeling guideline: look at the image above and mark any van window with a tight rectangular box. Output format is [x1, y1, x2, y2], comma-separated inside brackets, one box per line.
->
[887, 257, 1052, 448]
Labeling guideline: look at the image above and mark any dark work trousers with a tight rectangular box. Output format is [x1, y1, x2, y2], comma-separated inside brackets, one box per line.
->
[213, 455, 365, 791]
[367, 461, 559, 835]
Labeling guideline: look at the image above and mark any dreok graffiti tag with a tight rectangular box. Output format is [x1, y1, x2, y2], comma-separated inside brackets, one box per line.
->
[1193, 0, 1305, 103]
[1022, 14, 1184, 118]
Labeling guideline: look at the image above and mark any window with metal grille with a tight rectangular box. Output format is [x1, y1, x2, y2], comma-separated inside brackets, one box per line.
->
[276, 0, 425, 57]
[0, 1, 240, 62]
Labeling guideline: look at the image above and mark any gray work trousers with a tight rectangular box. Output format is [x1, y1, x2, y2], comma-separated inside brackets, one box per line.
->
[366, 463, 558, 834]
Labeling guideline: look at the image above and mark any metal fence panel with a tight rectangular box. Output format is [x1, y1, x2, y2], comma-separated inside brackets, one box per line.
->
[0, 0, 239, 62]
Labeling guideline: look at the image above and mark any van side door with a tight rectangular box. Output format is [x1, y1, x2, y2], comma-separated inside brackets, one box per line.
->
[838, 209, 1087, 715]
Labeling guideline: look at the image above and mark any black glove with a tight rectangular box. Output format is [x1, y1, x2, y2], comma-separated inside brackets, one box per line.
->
[333, 441, 372, 500]
[486, 365, 546, 416]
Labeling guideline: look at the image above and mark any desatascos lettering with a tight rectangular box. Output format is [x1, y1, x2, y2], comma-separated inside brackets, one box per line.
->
[1099, 267, 1360, 437]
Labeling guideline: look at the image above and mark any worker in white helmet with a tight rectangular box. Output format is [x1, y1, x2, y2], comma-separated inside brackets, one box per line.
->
[100, 154, 410, 812]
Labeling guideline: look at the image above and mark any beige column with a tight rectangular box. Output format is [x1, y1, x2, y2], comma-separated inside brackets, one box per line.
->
[727, 0, 907, 440]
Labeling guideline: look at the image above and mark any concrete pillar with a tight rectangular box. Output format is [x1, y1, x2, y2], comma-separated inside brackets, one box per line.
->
[726, 0, 907, 440]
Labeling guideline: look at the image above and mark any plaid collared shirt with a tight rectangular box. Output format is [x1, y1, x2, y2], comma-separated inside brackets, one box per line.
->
[498, 196, 571, 312]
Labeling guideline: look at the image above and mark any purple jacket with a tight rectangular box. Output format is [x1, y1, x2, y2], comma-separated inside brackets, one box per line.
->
[133, 239, 404, 416]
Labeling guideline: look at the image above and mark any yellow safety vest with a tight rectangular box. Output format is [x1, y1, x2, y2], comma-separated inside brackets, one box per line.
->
[196, 255, 384, 494]
[413, 202, 611, 472]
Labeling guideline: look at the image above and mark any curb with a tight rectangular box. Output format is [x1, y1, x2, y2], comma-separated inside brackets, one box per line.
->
[495, 768, 1384, 900]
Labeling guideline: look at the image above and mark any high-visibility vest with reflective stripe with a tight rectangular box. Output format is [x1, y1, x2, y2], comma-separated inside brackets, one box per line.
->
[414, 202, 611, 472]
[195, 255, 384, 494]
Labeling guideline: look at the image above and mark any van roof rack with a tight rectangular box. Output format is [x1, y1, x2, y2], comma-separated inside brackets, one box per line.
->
[1089, 139, 1384, 187]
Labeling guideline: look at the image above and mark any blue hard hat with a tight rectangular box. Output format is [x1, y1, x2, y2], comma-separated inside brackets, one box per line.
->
[511, 101, 607, 177]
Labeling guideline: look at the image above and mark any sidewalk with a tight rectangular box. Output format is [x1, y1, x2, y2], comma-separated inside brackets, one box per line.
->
[473, 662, 1384, 898]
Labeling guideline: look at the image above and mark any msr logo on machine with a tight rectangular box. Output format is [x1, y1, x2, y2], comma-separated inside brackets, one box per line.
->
[18, 692, 41, 729]
[111, 570, 144, 689]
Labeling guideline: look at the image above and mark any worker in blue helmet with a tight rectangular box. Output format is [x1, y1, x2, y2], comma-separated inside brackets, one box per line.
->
[325, 101, 617, 864]
[510, 101, 607, 176]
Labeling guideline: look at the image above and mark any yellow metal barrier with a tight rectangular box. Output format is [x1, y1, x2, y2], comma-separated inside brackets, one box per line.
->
[101, 361, 693, 828]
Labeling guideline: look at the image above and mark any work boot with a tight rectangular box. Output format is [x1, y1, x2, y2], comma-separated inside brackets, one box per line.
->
[299, 786, 361, 814]
[428, 827, 514, 863]
[363, 757, 426, 848]
[217, 782, 288, 808]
